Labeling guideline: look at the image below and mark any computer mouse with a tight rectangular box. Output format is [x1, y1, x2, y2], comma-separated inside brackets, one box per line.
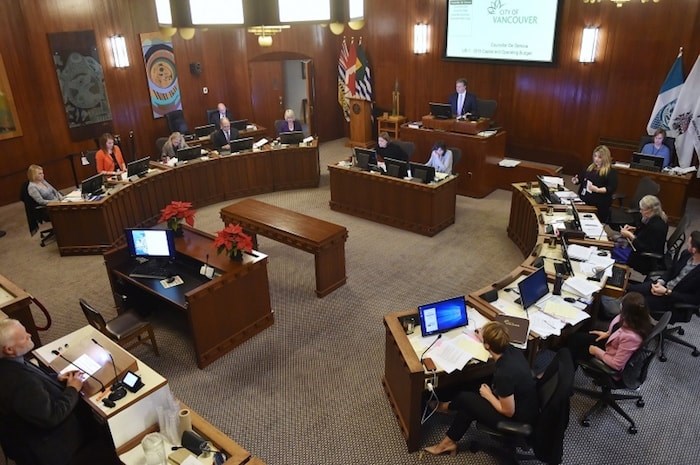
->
[584, 214, 593, 218]
[102, 398, 116, 408]
[597, 251, 608, 256]
[564, 297, 576, 303]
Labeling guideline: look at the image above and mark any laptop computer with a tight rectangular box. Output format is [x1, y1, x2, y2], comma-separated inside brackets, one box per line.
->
[418, 295, 468, 337]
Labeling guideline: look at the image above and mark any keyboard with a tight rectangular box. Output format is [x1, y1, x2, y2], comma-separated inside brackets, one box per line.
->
[129, 263, 170, 280]
[606, 266, 626, 288]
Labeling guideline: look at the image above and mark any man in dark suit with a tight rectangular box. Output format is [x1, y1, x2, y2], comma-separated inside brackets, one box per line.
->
[0, 319, 85, 465]
[208, 102, 233, 129]
[629, 230, 700, 313]
[210, 118, 239, 150]
[448, 78, 477, 117]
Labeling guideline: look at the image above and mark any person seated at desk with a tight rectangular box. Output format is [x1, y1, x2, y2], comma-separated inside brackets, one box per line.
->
[641, 128, 671, 168]
[0, 319, 86, 465]
[96, 132, 126, 176]
[449, 78, 477, 117]
[567, 292, 651, 373]
[376, 132, 408, 163]
[209, 102, 232, 129]
[424, 321, 537, 456]
[161, 131, 189, 160]
[628, 231, 700, 313]
[571, 145, 617, 223]
[424, 141, 453, 174]
[614, 195, 668, 274]
[276, 109, 303, 135]
[210, 118, 239, 150]
[27, 164, 63, 205]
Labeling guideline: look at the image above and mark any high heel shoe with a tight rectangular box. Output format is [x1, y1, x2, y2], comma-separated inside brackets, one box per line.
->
[423, 442, 457, 456]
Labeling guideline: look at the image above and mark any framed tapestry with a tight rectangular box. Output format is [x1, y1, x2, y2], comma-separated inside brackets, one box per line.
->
[0, 53, 22, 141]
[140, 32, 182, 118]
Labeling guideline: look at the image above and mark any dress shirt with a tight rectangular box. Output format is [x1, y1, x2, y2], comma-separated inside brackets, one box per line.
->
[663, 257, 699, 290]
[425, 149, 454, 174]
[641, 142, 671, 168]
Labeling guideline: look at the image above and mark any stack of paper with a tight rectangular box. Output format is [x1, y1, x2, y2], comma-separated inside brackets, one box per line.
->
[563, 276, 600, 299]
[567, 244, 594, 261]
[528, 310, 566, 338]
[498, 159, 521, 168]
[541, 176, 565, 187]
[542, 298, 590, 325]
[62, 189, 83, 202]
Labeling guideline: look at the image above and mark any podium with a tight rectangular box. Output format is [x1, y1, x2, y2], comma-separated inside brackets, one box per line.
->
[347, 97, 373, 147]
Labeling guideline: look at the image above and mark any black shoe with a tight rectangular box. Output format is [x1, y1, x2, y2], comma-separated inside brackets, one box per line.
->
[0, 230, 6, 238]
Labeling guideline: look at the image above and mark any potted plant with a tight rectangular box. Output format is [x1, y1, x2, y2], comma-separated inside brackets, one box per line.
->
[159, 200, 195, 235]
[213, 223, 254, 261]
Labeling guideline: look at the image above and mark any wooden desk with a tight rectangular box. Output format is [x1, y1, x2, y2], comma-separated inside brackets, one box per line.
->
[104, 227, 274, 368]
[382, 309, 494, 452]
[220, 199, 348, 297]
[400, 125, 562, 198]
[49, 142, 320, 256]
[0, 274, 40, 346]
[615, 165, 693, 224]
[328, 164, 458, 236]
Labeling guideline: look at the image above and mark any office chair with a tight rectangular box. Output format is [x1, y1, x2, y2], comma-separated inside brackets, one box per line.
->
[448, 147, 462, 174]
[165, 110, 189, 134]
[393, 140, 416, 161]
[469, 348, 574, 465]
[206, 109, 220, 127]
[19, 181, 55, 247]
[155, 137, 168, 155]
[79, 298, 159, 356]
[274, 119, 285, 137]
[608, 176, 660, 229]
[639, 134, 677, 166]
[632, 214, 688, 276]
[476, 98, 497, 119]
[574, 312, 670, 434]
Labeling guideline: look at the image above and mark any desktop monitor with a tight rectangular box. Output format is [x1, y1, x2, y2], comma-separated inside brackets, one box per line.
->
[429, 102, 453, 119]
[409, 162, 436, 184]
[559, 235, 575, 276]
[279, 131, 305, 145]
[228, 137, 254, 153]
[81, 173, 104, 197]
[176, 145, 202, 161]
[631, 152, 664, 172]
[570, 201, 581, 231]
[418, 295, 468, 337]
[194, 123, 215, 138]
[517, 267, 550, 311]
[353, 147, 377, 170]
[384, 157, 409, 179]
[537, 175, 553, 204]
[125, 228, 176, 260]
[127, 156, 151, 178]
[231, 119, 248, 131]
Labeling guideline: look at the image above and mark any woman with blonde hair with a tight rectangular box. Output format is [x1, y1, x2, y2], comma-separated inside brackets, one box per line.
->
[161, 131, 189, 159]
[617, 195, 668, 274]
[572, 145, 618, 222]
[276, 109, 302, 135]
[27, 165, 63, 205]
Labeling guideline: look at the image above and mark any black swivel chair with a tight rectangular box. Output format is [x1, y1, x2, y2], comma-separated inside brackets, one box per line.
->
[448, 147, 462, 175]
[206, 109, 220, 127]
[155, 137, 168, 155]
[476, 98, 498, 119]
[469, 348, 575, 465]
[274, 119, 285, 137]
[574, 312, 670, 434]
[20, 181, 55, 247]
[165, 110, 189, 134]
[639, 134, 677, 166]
[393, 140, 416, 162]
[608, 176, 660, 228]
[632, 214, 689, 276]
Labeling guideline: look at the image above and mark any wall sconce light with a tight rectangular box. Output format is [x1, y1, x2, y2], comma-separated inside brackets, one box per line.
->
[413, 23, 429, 54]
[579, 27, 599, 63]
[247, 25, 290, 47]
[109, 35, 129, 68]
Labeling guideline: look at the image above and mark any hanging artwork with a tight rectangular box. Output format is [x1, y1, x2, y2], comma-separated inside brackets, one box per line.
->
[140, 32, 182, 118]
[0, 53, 22, 141]
[47, 30, 113, 141]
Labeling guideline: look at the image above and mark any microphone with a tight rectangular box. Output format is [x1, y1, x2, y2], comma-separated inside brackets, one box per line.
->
[420, 334, 442, 362]
[91, 338, 127, 400]
[590, 261, 616, 281]
[51, 350, 105, 392]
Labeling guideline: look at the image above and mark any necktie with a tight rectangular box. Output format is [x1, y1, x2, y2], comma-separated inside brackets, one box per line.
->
[224, 131, 230, 141]
[458, 94, 464, 115]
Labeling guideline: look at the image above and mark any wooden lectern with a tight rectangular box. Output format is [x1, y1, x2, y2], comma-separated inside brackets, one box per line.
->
[347, 97, 374, 148]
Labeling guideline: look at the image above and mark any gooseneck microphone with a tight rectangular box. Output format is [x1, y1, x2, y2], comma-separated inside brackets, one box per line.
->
[91, 338, 127, 400]
[51, 350, 105, 392]
[420, 334, 442, 362]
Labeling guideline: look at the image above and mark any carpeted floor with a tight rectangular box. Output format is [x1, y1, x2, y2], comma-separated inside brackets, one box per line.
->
[1, 139, 699, 465]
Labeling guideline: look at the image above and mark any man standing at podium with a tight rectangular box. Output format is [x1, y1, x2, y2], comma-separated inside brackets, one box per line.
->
[449, 78, 477, 117]
[0, 319, 86, 465]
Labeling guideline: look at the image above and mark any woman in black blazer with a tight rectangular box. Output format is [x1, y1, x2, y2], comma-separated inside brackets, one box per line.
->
[572, 145, 618, 222]
[620, 195, 668, 274]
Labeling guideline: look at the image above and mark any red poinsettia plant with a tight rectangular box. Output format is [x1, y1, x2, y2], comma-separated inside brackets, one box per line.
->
[158, 200, 195, 233]
[213, 223, 254, 259]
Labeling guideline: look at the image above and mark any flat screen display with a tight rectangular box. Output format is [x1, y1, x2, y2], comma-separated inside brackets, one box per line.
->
[125, 228, 176, 259]
[127, 156, 150, 178]
[354, 148, 377, 169]
[445, 0, 561, 63]
[279, 131, 305, 145]
[517, 267, 549, 310]
[419, 295, 468, 337]
[81, 173, 104, 196]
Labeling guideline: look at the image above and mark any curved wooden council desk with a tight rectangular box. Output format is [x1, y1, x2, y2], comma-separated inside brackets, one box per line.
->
[48, 142, 320, 256]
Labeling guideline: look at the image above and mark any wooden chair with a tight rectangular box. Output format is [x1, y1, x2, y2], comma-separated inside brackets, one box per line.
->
[79, 298, 159, 356]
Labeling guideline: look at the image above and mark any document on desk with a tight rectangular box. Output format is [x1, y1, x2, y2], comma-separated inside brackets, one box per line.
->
[542, 297, 589, 326]
[498, 159, 520, 168]
[429, 332, 489, 373]
[528, 309, 565, 338]
[541, 176, 565, 187]
[567, 244, 595, 261]
[59, 354, 100, 376]
[466, 306, 490, 331]
[492, 299, 528, 319]
[580, 254, 615, 278]
[563, 276, 600, 299]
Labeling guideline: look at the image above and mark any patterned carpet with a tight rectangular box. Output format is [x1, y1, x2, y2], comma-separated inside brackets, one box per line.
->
[1, 139, 699, 465]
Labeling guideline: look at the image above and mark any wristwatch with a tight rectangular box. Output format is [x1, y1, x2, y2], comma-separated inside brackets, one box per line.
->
[665, 289, 671, 296]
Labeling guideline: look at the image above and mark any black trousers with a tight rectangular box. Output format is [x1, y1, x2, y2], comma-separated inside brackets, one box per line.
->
[566, 332, 605, 368]
[446, 392, 509, 441]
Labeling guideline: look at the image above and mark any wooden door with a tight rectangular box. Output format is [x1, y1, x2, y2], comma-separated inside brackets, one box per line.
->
[303, 60, 315, 136]
[249, 62, 285, 137]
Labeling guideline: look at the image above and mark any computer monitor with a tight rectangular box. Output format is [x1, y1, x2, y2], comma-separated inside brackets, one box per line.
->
[631, 152, 664, 172]
[517, 267, 549, 311]
[384, 157, 409, 179]
[81, 173, 104, 197]
[125, 228, 176, 260]
[559, 235, 575, 276]
[418, 295, 468, 337]
[231, 119, 248, 131]
[353, 148, 377, 170]
[409, 162, 436, 184]
[176, 145, 202, 161]
[279, 131, 305, 145]
[570, 201, 581, 231]
[127, 156, 151, 178]
[537, 175, 553, 204]
[228, 137, 254, 153]
[194, 123, 215, 138]
[429, 102, 453, 119]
